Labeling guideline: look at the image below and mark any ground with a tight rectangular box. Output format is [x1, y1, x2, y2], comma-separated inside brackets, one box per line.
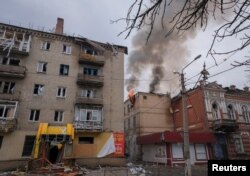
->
[0, 164, 207, 176]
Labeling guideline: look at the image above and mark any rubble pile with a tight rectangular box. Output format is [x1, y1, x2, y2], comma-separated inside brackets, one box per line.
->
[127, 162, 150, 176]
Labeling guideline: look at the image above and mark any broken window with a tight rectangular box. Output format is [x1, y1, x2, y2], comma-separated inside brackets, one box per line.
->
[29, 109, 40, 122]
[57, 87, 66, 97]
[22, 136, 36, 157]
[59, 64, 69, 76]
[0, 102, 17, 119]
[41, 41, 50, 50]
[0, 81, 15, 94]
[78, 137, 94, 144]
[63, 44, 71, 54]
[37, 61, 47, 73]
[33, 84, 44, 95]
[54, 111, 63, 122]
[81, 45, 98, 55]
[83, 67, 98, 76]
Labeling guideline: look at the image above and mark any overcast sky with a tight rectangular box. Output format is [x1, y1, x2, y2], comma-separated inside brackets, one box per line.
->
[0, 0, 249, 98]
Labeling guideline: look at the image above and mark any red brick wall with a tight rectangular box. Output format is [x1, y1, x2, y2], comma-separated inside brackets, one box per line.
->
[172, 88, 207, 131]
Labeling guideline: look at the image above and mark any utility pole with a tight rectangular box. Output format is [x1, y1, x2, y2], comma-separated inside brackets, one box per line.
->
[174, 54, 201, 176]
[181, 72, 191, 176]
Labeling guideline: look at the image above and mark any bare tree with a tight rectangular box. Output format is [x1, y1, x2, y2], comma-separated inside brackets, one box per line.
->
[116, 0, 250, 66]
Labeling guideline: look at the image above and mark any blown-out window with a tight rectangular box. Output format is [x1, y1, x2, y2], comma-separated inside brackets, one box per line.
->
[33, 84, 44, 95]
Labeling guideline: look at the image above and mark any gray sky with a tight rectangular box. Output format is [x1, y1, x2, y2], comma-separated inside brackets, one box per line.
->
[0, 0, 249, 98]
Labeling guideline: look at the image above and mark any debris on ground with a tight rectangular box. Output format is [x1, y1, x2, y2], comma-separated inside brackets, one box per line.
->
[126, 162, 147, 175]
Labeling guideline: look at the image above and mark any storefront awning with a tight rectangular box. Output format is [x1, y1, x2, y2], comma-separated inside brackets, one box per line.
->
[137, 131, 216, 145]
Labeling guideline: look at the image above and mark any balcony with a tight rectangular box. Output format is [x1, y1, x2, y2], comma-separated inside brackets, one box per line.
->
[77, 73, 104, 87]
[75, 95, 103, 105]
[212, 119, 238, 132]
[0, 64, 26, 78]
[79, 52, 105, 66]
[0, 118, 17, 133]
[0, 91, 20, 101]
[74, 120, 103, 132]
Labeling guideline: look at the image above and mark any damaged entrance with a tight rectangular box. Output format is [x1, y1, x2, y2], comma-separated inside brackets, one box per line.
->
[33, 123, 74, 165]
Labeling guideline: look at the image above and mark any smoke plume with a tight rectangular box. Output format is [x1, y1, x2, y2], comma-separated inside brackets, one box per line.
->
[126, 1, 197, 93]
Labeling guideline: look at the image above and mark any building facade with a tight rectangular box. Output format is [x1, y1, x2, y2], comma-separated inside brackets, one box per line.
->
[0, 18, 127, 169]
[124, 92, 173, 161]
[172, 81, 250, 161]
[131, 67, 250, 165]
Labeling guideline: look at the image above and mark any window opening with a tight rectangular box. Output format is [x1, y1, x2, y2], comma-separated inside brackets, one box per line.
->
[59, 64, 69, 76]
[57, 87, 66, 97]
[33, 84, 44, 95]
[79, 137, 94, 144]
[29, 109, 40, 122]
[54, 111, 63, 122]
[22, 136, 36, 156]
[37, 62, 47, 73]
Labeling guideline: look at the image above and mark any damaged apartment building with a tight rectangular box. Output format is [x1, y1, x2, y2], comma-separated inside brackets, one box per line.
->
[0, 18, 127, 170]
[125, 66, 250, 165]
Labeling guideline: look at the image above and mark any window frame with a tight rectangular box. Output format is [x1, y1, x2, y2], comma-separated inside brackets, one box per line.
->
[37, 61, 47, 73]
[54, 110, 64, 123]
[29, 109, 40, 122]
[233, 134, 244, 154]
[242, 105, 250, 123]
[227, 104, 235, 120]
[57, 87, 67, 98]
[0, 81, 15, 94]
[62, 44, 72, 54]
[0, 102, 17, 119]
[81, 89, 96, 98]
[83, 67, 98, 76]
[172, 143, 184, 160]
[22, 136, 36, 157]
[194, 144, 207, 160]
[33, 84, 44, 95]
[59, 64, 69, 76]
[41, 41, 51, 51]
[212, 102, 220, 120]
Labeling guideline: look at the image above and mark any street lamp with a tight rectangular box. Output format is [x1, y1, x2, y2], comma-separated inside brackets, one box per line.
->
[174, 54, 201, 176]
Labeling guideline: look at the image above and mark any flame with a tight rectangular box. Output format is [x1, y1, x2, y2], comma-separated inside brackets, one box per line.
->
[128, 89, 135, 105]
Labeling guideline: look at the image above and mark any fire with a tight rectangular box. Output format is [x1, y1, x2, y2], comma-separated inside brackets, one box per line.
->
[128, 89, 135, 106]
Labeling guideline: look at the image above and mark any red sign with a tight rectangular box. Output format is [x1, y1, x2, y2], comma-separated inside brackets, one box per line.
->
[113, 132, 125, 157]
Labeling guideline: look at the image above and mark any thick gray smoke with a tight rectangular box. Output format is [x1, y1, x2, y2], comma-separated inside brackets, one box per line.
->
[126, 1, 197, 93]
